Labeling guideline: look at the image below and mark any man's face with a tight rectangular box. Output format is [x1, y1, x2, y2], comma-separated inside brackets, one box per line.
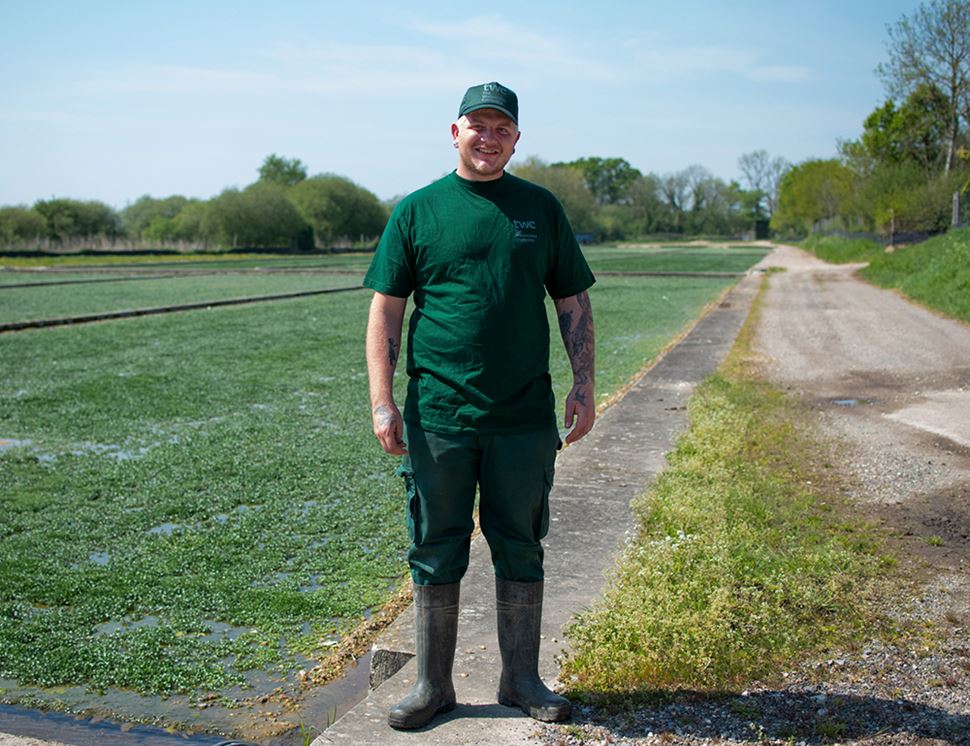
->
[451, 109, 521, 181]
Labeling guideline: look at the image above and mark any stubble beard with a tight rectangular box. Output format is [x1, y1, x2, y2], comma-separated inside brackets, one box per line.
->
[459, 148, 510, 181]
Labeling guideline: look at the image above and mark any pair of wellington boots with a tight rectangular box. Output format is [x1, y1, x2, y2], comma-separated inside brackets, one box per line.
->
[387, 578, 571, 730]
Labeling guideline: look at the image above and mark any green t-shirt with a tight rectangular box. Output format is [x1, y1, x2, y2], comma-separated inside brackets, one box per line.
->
[363, 170, 595, 435]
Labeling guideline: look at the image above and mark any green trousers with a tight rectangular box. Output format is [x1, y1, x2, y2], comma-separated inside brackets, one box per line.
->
[398, 422, 560, 586]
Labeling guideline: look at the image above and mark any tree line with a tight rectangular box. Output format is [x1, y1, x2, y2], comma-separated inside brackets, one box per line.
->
[0, 155, 389, 251]
[1, 151, 788, 251]
[510, 153, 788, 240]
[772, 0, 970, 238]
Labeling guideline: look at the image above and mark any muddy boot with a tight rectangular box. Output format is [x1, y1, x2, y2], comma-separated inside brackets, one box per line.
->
[495, 578, 571, 722]
[387, 582, 460, 730]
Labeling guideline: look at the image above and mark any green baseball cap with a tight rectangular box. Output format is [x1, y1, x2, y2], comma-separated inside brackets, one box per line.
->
[458, 81, 518, 124]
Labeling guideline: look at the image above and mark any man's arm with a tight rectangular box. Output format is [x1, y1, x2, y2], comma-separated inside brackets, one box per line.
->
[553, 290, 595, 444]
[366, 291, 408, 455]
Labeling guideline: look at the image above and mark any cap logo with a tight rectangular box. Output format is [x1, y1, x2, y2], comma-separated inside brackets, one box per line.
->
[458, 81, 518, 124]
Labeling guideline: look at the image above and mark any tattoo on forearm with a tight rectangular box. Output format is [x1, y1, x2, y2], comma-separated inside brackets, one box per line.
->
[557, 310, 573, 339]
[556, 292, 595, 386]
[386, 337, 399, 367]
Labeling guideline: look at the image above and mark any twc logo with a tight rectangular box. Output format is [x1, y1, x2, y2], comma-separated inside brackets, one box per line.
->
[513, 219, 538, 244]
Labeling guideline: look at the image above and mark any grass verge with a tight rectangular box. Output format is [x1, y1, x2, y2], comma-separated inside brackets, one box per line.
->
[560, 279, 892, 698]
[861, 228, 970, 324]
[799, 235, 884, 264]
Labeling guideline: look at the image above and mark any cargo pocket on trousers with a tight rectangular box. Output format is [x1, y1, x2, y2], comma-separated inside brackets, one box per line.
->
[396, 461, 421, 544]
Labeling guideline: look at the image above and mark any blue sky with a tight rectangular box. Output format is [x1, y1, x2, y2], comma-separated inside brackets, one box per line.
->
[1, 0, 921, 208]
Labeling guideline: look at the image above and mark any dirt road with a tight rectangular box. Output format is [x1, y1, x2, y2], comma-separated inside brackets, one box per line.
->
[754, 244, 970, 589]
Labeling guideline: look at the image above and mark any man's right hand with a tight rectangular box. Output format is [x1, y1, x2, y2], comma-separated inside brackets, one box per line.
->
[372, 401, 408, 455]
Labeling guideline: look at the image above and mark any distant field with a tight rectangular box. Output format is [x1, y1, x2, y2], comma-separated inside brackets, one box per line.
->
[0, 248, 755, 715]
[0, 272, 360, 324]
[0, 271, 170, 285]
[582, 245, 770, 274]
[1, 251, 376, 271]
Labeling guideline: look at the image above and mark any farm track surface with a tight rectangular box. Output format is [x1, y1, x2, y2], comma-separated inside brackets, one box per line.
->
[536, 244, 970, 746]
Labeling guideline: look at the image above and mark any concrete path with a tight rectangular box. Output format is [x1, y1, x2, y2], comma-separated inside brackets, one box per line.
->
[312, 270, 762, 746]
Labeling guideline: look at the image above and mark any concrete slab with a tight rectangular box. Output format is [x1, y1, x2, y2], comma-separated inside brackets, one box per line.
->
[885, 389, 970, 449]
[313, 272, 762, 746]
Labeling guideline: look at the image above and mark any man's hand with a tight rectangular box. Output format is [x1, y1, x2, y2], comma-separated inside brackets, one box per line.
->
[372, 401, 408, 455]
[563, 381, 595, 444]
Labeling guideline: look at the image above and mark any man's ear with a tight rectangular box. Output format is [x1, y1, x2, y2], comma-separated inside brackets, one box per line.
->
[450, 121, 460, 146]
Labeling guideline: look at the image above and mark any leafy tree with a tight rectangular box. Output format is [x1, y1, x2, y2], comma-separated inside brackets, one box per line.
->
[0, 206, 47, 246]
[737, 150, 791, 216]
[33, 198, 122, 242]
[552, 157, 642, 205]
[289, 175, 388, 247]
[510, 157, 599, 233]
[258, 154, 308, 187]
[138, 199, 206, 243]
[684, 171, 747, 235]
[121, 195, 193, 238]
[657, 170, 691, 232]
[858, 84, 951, 173]
[877, 0, 970, 174]
[207, 183, 311, 248]
[771, 159, 857, 235]
[597, 173, 667, 239]
[170, 200, 213, 244]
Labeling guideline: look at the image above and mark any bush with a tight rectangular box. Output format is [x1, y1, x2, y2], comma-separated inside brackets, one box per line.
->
[0, 206, 47, 246]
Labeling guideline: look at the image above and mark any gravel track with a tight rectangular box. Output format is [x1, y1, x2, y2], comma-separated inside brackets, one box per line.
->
[537, 244, 970, 746]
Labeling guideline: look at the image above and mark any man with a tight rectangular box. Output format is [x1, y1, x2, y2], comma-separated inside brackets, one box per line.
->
[364, 81, 595, 731]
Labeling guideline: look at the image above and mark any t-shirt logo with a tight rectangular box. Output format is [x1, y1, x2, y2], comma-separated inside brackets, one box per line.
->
[513, 218, 538, 244]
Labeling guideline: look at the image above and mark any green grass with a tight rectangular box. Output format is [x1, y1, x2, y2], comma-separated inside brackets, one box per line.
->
[582, 245, 769, 274]
[0, 271, 734, 698]
[861, 228, 970, 323]
[800, 235, 884, 264]
[0, 273, 361, 324]
[561, 288, 889, 695]
[0, 272, 165, 286]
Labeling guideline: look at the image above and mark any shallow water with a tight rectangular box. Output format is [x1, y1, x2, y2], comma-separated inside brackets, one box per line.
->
[0, 646, 374, 745]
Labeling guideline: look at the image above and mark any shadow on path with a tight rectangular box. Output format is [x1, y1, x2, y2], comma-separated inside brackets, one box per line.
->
[557, 686, 970, 744]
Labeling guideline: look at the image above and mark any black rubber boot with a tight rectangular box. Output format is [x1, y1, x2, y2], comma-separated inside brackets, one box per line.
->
[387, 582, 460, 730]
[495, 578, 571, 722]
